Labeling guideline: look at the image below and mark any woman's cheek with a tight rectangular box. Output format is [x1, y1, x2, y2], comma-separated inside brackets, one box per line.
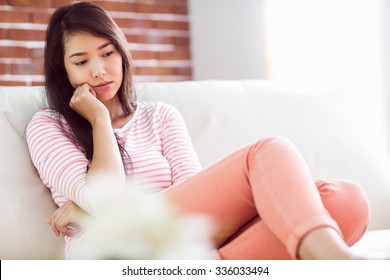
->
[64, 65, 77, 88]
[68, 72, 84, 89]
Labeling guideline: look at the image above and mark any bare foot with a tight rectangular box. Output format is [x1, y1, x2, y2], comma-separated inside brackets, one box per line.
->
[298, 227, 366, 260]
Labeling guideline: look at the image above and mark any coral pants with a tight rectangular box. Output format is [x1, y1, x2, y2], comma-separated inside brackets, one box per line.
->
[164, 137, 370, 259]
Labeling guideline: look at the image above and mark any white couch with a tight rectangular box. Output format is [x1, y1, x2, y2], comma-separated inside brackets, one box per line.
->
[1, 80, 390, 259]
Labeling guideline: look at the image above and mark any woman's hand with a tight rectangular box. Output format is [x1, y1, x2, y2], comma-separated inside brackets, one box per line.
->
[69, 83, 109, 126]
[47, 200, 93, 237]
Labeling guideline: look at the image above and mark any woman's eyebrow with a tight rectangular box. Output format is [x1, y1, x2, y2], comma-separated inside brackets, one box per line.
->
[97, 41, 113, 51]
[68, 42, 113, 59]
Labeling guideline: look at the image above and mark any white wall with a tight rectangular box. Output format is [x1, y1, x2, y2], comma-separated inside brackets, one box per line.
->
[380, 0, 390, 150]
[189, 0, 389, 151]
[189, 0, 265, 80]
[265, 0, 387, 151]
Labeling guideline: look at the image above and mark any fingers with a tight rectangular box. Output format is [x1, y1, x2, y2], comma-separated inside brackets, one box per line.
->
[47, 201, 78, 237]
[69, 83, 108, 124]
[47, 200, 93, 238]
[75, 83, 96, 98]
[71, 84, 94, 105]
[65, 227, 76, 237]
[88, 84, 97, 97]
[48, 209, 69, 237]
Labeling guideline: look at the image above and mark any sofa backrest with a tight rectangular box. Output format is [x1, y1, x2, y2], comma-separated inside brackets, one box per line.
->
[138, 80, 390, 230]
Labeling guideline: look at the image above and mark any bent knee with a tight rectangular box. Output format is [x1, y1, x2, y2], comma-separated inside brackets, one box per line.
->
[256, 136, 295, 147]
[251, 136, 299, 155]
[316, 179, 371, 246]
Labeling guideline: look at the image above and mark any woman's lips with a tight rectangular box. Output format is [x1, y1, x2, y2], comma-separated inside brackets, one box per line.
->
[94, 81, 113, 90]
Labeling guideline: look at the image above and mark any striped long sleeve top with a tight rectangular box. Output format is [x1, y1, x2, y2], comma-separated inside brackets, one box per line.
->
[26, 101, 202, 214]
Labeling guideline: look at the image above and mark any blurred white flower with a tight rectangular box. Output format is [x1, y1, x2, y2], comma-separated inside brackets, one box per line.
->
[72, 179, 214, 260]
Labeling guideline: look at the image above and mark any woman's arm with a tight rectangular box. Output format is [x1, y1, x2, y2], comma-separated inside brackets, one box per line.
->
[27, 111, 92, 212]
[27, 84, 127, 236]
[70, 83, 126, 187]
[26, 84, 126, 215]
[160, 104, 202, 184]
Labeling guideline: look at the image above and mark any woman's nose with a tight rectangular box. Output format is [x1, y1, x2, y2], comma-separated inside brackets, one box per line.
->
[91, 59, 106, 78]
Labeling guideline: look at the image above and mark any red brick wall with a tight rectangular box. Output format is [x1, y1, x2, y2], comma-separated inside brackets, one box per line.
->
[0, 0, 192, 86]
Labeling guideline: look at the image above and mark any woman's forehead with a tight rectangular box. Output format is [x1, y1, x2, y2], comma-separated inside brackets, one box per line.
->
[63, 32, 111, 55]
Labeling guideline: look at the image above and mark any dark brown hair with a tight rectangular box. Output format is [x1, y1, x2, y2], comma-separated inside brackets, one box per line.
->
[44, 1, 136, 161]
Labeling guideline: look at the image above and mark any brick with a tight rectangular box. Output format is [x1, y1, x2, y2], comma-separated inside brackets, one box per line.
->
[9, 29, 46, 41]
[31, 11, 52, 24]
[94, 0, 137, 12]
[131, 50, 156, 60]
[32, 80, 44, 86]
[134, 66, 174, 76]
[131, 19, 154, 29]
[147, 34, 174, 45]
[29, 48, 44, 59]
[157, 50, 191, 60]
[135, 3, 187, 15]
[125, 34, 140, 44]
[153, 0, 188, 6]
[160, 0, 189, 14]
[0, 28, 7, 39]
[0, 80, 28, 86]
[169, 5, 188, 15]
[154, 20, 189, 31]
[174, 67, 191, 76]
[135, 3, 171, 14]
[0, 63, 7, 74]
[11, 59, 44, 75]
[116, 18, 154, 29]
[9, 0, 52, 8]
[53, 0, 73, 8]
[173, 36, 190, 47]
[0, 11, 29, 23]
[125, 34, 172, 45]
[0, 46, 29, 58]
[114, 18, 131, 29]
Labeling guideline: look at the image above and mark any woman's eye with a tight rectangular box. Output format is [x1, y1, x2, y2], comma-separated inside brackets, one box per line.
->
[103, 51, 114, 57]
[75, 60, 87, 66]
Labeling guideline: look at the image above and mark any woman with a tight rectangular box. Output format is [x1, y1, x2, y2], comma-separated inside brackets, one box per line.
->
[26, 1, 370, 260]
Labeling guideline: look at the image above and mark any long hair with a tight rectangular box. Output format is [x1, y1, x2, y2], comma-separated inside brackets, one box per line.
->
[44, 1, 136, 161]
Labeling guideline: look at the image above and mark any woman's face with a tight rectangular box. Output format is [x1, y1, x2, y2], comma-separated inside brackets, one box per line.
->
[63, 32, 123, 103]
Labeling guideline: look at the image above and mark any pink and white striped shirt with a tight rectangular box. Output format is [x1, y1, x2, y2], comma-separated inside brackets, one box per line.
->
[26, 101, 202, 214]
